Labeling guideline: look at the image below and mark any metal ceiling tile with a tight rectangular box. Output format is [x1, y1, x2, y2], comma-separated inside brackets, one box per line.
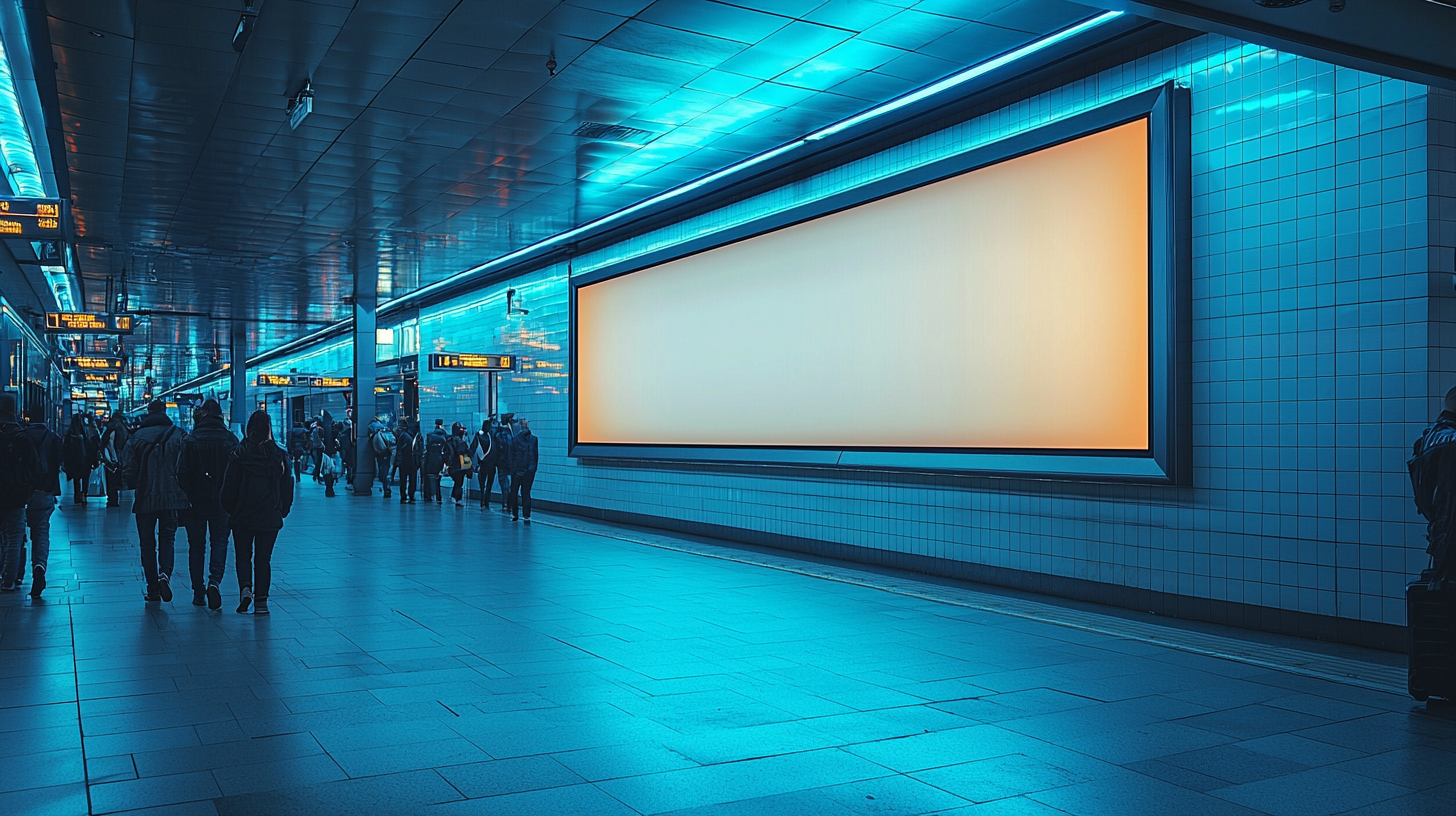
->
[859, 9, 968, 49]
[638, 0, 792, 44]
[599, 20, 747, 67]
[917, 20, 1032, 63]
[980, 0, 1089, 33]
[803, 0, 903, 30]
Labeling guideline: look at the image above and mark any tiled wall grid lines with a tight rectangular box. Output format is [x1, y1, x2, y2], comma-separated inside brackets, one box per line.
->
[265, 35, 1443, 627]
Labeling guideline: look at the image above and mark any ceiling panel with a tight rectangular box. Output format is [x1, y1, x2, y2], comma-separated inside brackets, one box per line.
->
[45, 0, 1119, 393]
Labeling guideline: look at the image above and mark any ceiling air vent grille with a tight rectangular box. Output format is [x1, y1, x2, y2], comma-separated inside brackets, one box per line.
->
[573, 122, 656, 145]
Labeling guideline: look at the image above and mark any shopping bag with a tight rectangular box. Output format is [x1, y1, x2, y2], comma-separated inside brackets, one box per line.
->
[88, 468, 106, 497]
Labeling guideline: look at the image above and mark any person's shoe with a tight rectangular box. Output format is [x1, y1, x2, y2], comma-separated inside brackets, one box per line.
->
[192, 593, 206, 607]
[0, 580, 16, 592]
[30, 565, 45, 597]
[454, 499, 464, 507]
[511, 514, 518, 522]
[157, 575, 173, 602]
[144, 584, 160, 602]
[237, 587, 252, 614]
[383, 489, 392, 498]
[254, 598, 270, 615]
[206, 583, 222, 611]
[524, 517, 531, 524]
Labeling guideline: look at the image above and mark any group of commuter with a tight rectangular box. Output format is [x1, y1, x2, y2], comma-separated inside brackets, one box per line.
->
[342, 412, 538, 521]
[120, 399, 292, 613]
[0, 394, 292, 613]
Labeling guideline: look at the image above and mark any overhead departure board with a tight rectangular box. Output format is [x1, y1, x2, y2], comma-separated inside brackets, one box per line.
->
[256, 373, 353, 388]
[428, 352, 515, 372]
[79, 371, 121, 384]
[45, 312, 133, 334]
[0, 197, 69, 239]
[63, 356, 124, 371]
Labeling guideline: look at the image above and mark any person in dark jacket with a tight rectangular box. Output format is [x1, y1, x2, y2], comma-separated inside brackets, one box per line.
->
[21, 412, 62, 597]
[368, 416, 393, 498]
[422, 420, 449, 505]
[472, 418, 499, 509]
[493, 416, 514, 514]
[0, 394, 40, 593]
[101, 413, 129, 507]
[394, 419, 421, 504]
[177, 399, 239, 610]
[287, 422, 308, 483]
[446, 421, 471, 507]
[62, 413, 98, 505]
[120, 400, 189, 602]
[221, 410, 293, 615]
[1410, 386, 1456, 580]
[506, 417, 539, 523]
[340, 418, 356, 489]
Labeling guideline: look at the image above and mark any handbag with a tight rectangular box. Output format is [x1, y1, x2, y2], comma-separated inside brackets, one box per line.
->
[88, 467, 106, 497]
[456, 453, 473, 473]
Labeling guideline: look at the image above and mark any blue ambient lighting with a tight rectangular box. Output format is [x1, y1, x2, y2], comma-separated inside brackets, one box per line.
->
[381, 11, 1122, 317]
[804, 11, 1123, 142]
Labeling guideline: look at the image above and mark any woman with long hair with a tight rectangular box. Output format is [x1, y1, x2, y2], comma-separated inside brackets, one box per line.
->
[61, 413, 98, 505]
[221, 411, 293, 615]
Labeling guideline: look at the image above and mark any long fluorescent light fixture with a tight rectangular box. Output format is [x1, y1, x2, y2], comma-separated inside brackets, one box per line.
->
[381, 11, 1122, 316]
[0, 30, 43, 197]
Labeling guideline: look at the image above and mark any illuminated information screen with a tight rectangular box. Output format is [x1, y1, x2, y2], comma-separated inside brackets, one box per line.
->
[428, 353, 515, 372]
[64, 356, 123, 371]
[0, 197, 68, 239]
[256, 373, 354, 388]
[45, 313, 134, 334]
[79, 372, 120, 384]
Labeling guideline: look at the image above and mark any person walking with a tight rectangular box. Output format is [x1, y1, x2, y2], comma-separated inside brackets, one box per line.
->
[0, 395, 39, 593]
[423, 419, 449, 505]
[62, 414, 97, 505]
[319, 413, 341, 497]
[394, 418, 421, 504]
[221, 410, 294, 615]
[177, 399, 238, 610]
[308, 419, 324, 482]
[472, 418, 499, 509]
[121, 400, 190, 602]
[100, 412, 129, 507]
[340, 417, 356, 490]
[287, 420, 307, 483]
[21, 410, 62, 597]
[368, 416, 394, 498]
[507, 417, 539, 523]
[446, 421, 472, 507]
[494, 415, 514, 514]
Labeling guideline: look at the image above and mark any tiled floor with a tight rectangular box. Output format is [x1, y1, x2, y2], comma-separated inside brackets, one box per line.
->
[2, 482, 1453, 816]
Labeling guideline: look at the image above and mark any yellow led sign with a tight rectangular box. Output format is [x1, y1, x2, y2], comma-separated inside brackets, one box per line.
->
[80, 372, 121, 384]
[428, 353, 515, 372]
[256, 373, 353, 388]
[45, 312, 133, 334]
[64, 356, 123, 371]
[0, 197, 68, 239]
[256, 373, 294, 387]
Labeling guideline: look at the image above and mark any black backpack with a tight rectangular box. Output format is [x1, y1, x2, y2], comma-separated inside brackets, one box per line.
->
[0, 423, 40, 510]
[426, 432, 446, 458]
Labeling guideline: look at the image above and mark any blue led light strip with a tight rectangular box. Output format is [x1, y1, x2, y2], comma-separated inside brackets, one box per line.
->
[381, 10, 1122, 316]
[0, 31, 43, 197]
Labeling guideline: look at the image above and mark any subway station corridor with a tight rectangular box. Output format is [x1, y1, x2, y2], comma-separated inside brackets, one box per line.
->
[3, 485, 1453, 816]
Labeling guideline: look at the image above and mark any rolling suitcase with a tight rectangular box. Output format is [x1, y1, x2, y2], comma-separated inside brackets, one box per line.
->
[1406, 570, 1456, 701]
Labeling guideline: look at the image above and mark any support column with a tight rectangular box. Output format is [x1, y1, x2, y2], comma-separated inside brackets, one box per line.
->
[352, 239, 377, 495]
[230, 318, 247, 437]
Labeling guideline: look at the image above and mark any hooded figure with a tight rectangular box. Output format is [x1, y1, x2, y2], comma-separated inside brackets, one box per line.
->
[177, 399, 239, 608]
[62, 413, 99, 504]
[394, 418, 422, 504]
[101, 412, 130, 506]
[220, 410, 293, 615]
[318, 411, 341, 497]
[120, 400, 190, 601]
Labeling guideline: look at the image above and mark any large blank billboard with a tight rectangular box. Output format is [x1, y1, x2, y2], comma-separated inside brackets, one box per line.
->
[578, 119, 1149, 451]
[572, 85, 1187, 480]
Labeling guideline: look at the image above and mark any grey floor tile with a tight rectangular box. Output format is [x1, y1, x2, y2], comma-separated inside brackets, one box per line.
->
[89, 770, 222, 815]
[436, 755, 585, 799]
[427, 782, 641, 815]
[1212, 766, 1414, 816]
[911, 753, 1089, 804]
[1029, 772, 1268, 816]
[596, 748, 888, 814]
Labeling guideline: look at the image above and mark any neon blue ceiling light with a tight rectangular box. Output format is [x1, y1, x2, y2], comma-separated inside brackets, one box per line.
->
[380, 12, 1122, 317]
[804, 11, 1122, 141]
[0, 30, 43, 197]
[0, 18, 76, 312]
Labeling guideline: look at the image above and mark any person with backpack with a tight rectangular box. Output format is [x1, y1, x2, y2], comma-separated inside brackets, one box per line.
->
[318, 412, 342, 497]
[177, 399, 238, 610]
[221, 410, 294, 615]
[394, 418, 422, 504]
[493, 415, 515, 514]
[340, 417, 356, 489]
[21, 410, 62, 597]
[120, 400, 190, 602]
[101, 412, 129, 507]
[422, 419, 449, 505]
[506, 417, 539, 523]
[472, 418, 499, 509]
[444, 421, 472, 507]
[368, 416, 394, 498]
[62, 413, 98, 505]
[0, 394, 40, 593]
